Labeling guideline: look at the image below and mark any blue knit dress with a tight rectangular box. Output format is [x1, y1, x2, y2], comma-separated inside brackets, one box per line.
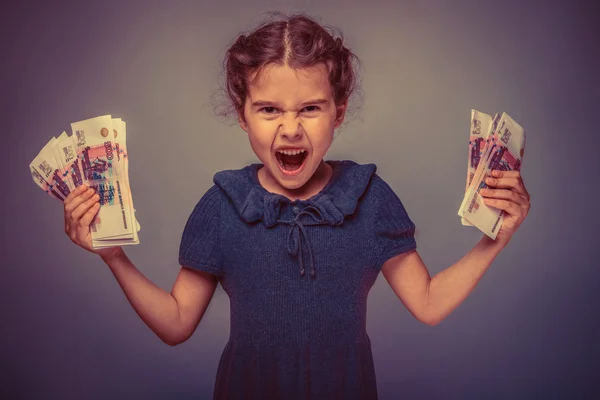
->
[179, 160, 417, 399]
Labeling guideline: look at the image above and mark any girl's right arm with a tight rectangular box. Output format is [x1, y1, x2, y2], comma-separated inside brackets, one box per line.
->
[63, 185, 218, 346]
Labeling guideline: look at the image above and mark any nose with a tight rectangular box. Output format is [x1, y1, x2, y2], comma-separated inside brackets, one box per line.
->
[279, 113, 302, 139]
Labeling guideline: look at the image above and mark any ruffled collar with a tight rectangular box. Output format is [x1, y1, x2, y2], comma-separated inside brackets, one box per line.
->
[213, 160, 377, 279]
[213, 160, 377, 227]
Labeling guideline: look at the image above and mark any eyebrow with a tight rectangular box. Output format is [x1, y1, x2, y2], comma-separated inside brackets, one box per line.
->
[251, 98, 329, 108]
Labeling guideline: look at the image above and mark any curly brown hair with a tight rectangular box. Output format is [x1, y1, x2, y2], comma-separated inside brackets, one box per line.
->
[213, 12, 362, 127]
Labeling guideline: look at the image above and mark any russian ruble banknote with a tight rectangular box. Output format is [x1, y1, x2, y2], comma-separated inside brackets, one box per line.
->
[461, 111, 500, 226]
[30, 137, 70, 200]
[30, 115, 140, 249]
[458, 110, 526, 239]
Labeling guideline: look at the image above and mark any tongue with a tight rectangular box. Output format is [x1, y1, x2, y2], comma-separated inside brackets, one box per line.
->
[280, 153, 305, 171]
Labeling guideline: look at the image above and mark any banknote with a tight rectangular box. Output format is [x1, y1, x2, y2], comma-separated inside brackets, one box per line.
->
[30, 137, 72, 200]
[71, 115, 121, 182]
[51, 132, 78, 190]
[30, 114, 141, 249]
[53, 133, 84, 190]
[89, 117, 132, 239]
[458, 112, 506, 228]
[101, 118, 140, 239]
[458, 112, 526, 239]
[30, 138, 62, 200]
[467, 113, 503, 198]
[462, 110, 494, 226]
[70, 115, 135, 239]
[476, 115, 506, 177]
[92, 117, 140, 246]
[118, 119, 141, 235]
[30, 160, 65, 200]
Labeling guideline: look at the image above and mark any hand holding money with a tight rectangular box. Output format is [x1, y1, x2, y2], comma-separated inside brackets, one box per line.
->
[63, 184, 122, 256]
[458, 110, 531, 242]
[478, 169, 531, 244]
[30, 115, 141, 250]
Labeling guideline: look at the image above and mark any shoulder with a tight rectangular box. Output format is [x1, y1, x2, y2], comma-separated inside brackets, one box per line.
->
[369, 173, 396, 196]
[191, 162, 255, 211]
[364, 172, 414, 221]
[186, 184, 224, 220]
[331, 159, 394, 195]
[362, 170, 401, 203]
[196, 184, 224, 205]
[213, 163, 256, 190]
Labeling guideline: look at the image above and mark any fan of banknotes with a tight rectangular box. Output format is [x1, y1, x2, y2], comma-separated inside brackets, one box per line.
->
[458, 110, 526, 240]
[29, 114, 140, 249]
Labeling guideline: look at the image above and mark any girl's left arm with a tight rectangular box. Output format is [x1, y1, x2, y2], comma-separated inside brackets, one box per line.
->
[381, 170, 531, 326]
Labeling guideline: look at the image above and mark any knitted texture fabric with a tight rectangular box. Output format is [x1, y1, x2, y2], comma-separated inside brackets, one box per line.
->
[179, 160, 417, 399]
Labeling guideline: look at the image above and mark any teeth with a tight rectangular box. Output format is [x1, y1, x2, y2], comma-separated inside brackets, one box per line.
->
[277, 149, 307, 156]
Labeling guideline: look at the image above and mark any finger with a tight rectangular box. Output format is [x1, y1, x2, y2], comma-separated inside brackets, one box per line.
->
[480, 188, 528, 207]
[78, 202, 100, 228]
[65, 185, 93, 213]
[512, 172, 531, 202]
[482, 197, 522, 216]
[77, 203, 100, 240]
[65, 187, 96, 215]
[64, 184, 88, 205]
[520, 177, 531, 202]
[490, 169, 526, 186]
[490, 170, 521, 179]
[485, 176, 528, 198]
[71, 193, 101, 223]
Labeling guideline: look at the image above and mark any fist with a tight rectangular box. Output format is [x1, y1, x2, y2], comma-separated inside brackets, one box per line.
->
[63, 185, 107, 255]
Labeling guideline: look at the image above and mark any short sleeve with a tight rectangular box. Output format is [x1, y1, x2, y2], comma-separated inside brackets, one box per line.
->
[372, 175, 417, 269]
[178, 185, 224, 277]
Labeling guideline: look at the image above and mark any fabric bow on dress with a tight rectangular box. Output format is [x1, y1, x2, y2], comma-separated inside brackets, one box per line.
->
[214, 160, 377, 279]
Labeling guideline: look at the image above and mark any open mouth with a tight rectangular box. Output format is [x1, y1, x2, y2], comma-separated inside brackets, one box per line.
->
[275, 149, 309, 174]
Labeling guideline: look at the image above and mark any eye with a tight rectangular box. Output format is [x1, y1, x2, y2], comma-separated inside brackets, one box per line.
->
[260, 107, 278, 114]
[302, 105, 320, 113]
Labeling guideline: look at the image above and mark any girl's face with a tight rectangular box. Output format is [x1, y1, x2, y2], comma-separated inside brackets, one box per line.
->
[239, 63, 346, 199]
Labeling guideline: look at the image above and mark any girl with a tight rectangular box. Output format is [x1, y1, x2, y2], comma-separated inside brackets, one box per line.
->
[62, 13, 531, 400]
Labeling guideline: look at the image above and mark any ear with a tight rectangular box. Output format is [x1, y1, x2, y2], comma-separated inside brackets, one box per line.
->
[237, 110, 248, 132]
[334, 100, 348, 129]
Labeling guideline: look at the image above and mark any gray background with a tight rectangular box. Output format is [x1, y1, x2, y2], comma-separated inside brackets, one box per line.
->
[2, 0, 599, 398]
